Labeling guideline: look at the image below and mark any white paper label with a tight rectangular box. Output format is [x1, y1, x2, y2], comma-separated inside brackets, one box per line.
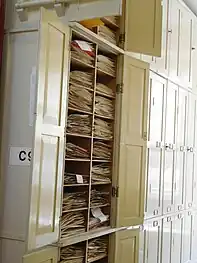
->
[9, 147, 32, 166]
[29, 67, 37, 127]
[76, 174, 83, 184]
[91, 208, 108, 223]
[75, 40, 92, 52]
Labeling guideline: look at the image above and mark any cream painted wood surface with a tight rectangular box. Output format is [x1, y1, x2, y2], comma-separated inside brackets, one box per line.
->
[181, 211, 192, 263]
[163, 81, 178, 214]
[174, 88, 188, 212]
[145, 73, 166, 218]
[191, 211, 197, 262]
[27, 8, 69, 250]
[117, 56, 149, 227]
[171, 214, 183, 263]
[161, 217, 173, 263]
[191, 19, 197, 93]
[124, 0, 162, 56]
[115, 229, 139, 263]
[23, 247, 58, 263]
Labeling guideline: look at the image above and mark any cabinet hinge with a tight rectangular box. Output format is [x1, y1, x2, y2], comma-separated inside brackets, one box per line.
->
[112, 186, 119, 197]
[116, 84, 123, 94]
[119, 33, 125, 44]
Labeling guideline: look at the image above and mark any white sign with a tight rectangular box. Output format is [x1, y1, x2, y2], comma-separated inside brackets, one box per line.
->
[76, 174, 84, 184]
[9, 147, 32, 166]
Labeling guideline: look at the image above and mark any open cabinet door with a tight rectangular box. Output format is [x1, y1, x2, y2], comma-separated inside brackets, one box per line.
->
[23, 247, 58, 263]
[27, 8, 69, 250]
[116, 55, 149, 227]
[122, 0, 162, 56]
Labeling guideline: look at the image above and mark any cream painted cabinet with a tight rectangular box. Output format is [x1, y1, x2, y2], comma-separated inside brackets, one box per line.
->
[23, 247, 58, 263]
[185, 94, 197, 209]
[145, 220, 161, 263]
[191, 211, 197, 262]
[179, 6, 192, 87]
[191, 19, 197, 93]
[171, 214, 183, 263]
[181, 211, 192, 263]
[161, 217, 173, 263]
[145, 73, 166, 218]
[122, 0, 162, 56]
[174, 88, 188, 212]
[115, 229, 140, 263]
[168, 0, 180, 82]
[163, 81, 178, 214]
[117, 56, 149, 226]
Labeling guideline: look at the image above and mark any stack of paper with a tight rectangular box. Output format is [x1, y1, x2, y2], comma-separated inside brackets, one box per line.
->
[102, 16, 119, 26]
[93, 141, 112, 160]
[71, 40, 95, 65]
[68, 85, 93, 112]
[66, 142, 89, 159]
[94, 118, 113, 139]
[96, 83, 114, 97]
[96, 25, 116, 44]
[95, 95, 114, 118]
[62, 192, 87, 211]
[90, 189, 109, 207]
[97, 55, 116, 76]
[61, 212, 86, 238]
[70, 71, 93, 90]
[89, 208, 109, 230]
[88, 238, 108, 262]
[67, 114, 92, 135]
[61, 245, 84, 263]
[91, 164, 111, 183]
[64, 173, 89, 185]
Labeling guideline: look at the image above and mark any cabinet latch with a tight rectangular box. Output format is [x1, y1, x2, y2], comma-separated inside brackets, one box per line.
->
[116, 83, 123, 94]
[119, 33, 125, 44]
[112, 186, 119, 197]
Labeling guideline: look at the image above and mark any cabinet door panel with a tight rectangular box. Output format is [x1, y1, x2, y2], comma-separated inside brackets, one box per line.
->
[27, 9, 69, 250]
[179, 7, 192, 86]
[146, 221, 161, 263]
[191, 19, 197, 93]
[182, 212, 192, 263]
[124, 0, 162, 56]
[191, 212, 197, 262]
[23, 247, 58, 263]
[161, 217, 173, 263]
[169, 0, 180, 81]
[185, 152, 194, 209]
[172, 215, 183, 263]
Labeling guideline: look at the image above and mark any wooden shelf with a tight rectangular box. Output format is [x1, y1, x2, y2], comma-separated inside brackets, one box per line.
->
[94, 113, 114, 120]
[71, 56, 95, 69]
[97, 68, 116, 78]
[101, 17, 119, 30]
[64, 183, 89, 187]
[92, 159, 111, 163]
[90, 204, 110, 209]
[65, 158, 91, 162]
[96, 90, 115, 99]
[66, 132, 92, 139]
[88, 254, 107, 263]
[62, 207, 88, 213]
[68, 107, 93, 115]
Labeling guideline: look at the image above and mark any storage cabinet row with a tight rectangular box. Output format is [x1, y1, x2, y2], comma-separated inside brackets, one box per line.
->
[139, 211, 197, 263]
[146, 72, 197, 219]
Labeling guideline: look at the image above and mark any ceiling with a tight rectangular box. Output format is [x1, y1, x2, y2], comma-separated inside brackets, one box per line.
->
[183, 0, 197, 15]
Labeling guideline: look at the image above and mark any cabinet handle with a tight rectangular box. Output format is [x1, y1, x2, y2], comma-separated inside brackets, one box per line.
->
[178, 214, 182, 219]
[192, 47, 196, 51]
[180, 146, 184, 152]
[187, 147, 193, 152]
[178, 205, 182, 210]
[153, 221, 158, 227]
[165, 143, 169, 149]
[156, 141, 161, 148]
[167, 216, 171, 222]
[168, 29, 172, 33]
[167, 207, 171, 212]
[153, 209, 158, 216]
[188, 211, 192, 216]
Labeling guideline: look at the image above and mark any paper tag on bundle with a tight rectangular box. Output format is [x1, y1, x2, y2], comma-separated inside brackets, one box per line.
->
[91, 208, 108, 223]
[75, 40, 92, 52]
[76, 174, 83, 184]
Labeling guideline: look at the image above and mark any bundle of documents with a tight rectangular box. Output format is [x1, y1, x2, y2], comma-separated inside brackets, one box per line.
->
[90, 189, 109, 207]
[61, 245, 84, 263]
[96, 83, 114, 97]
[62, 192, 87, 211]
[68, 85, 93, 112]
[93, 141, 112, 160]
[94, 118, 113, 139]
[92, 164, 111, 183]
[64, 173, 89, 185]
[69, 71, 93, 89]
[67, 114, 92, 135]
[61, 212, 86, 238]
[66, 142, 89, 159]
[96, 25, 116, 44]
[102, 16, 119, 26]
[71, 40, 95, 65]
[95, 95, 114, 118]
[88, 238, 108, 262]
[97, 55, 116, 76]
[89, 208, 109, 230]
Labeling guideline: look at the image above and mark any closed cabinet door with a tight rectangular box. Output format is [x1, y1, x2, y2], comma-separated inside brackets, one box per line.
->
[168, 0, 181, 81]
[139, 228, 146, 263]
[191, 19, 197, 93]
[23, 247, 58, 263]
[163, 81, 178, 214]
[191, 211, 197, 262]
[179, 7, 192, 86]
[172, 214, 183, 263]
[146, 220, 161, 263]
[161, 217, 173, 263]
[174, 88, 188, 211]
[145, 73, 166, 218]
[182, 212, 192, 263]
